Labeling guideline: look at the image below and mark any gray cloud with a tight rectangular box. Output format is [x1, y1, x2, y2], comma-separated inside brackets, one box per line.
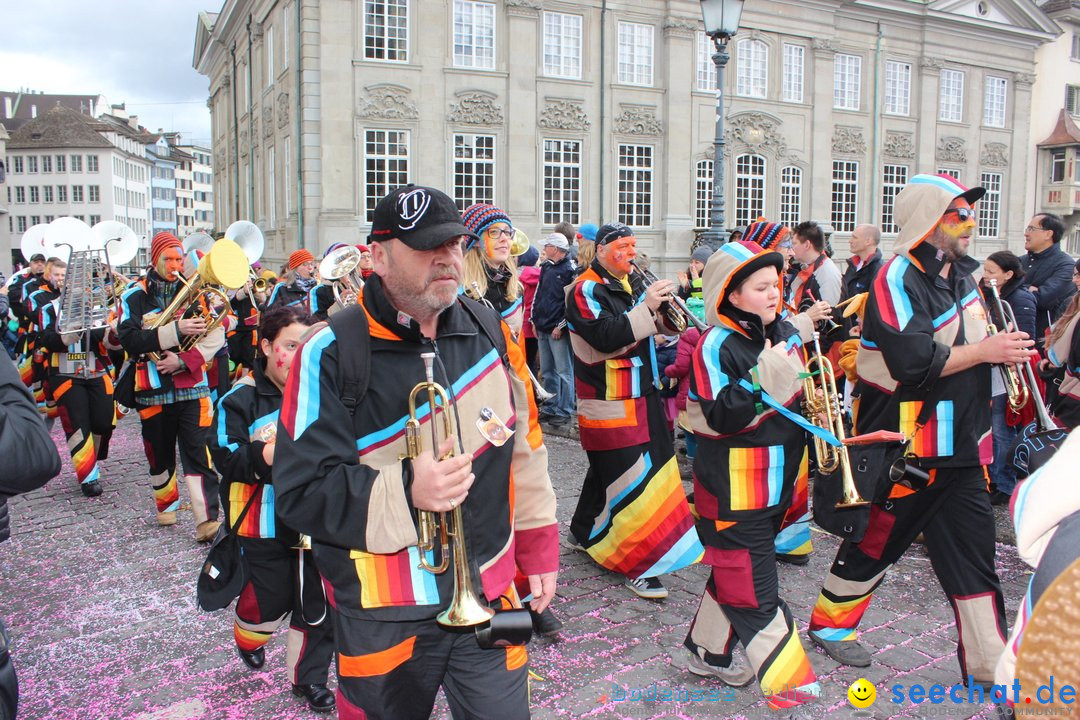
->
[0, 0, 219, 144]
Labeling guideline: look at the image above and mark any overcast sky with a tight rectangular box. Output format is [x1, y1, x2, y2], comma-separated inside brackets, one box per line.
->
[0, 0, 218, 144]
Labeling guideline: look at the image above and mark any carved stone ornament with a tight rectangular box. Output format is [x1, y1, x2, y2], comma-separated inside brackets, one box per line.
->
[252, 113, 260, 142]
[538, 100, 590, 131]
[221, 73, 231, 89]
[663, 16, 699, 36]
[448, 92, 504, 126]
[936, 136, 967, 164]
[239, 129, 250, 158]
[811, 38, 837, 53]
[357, 85, 419, 120]
[981, 142, 1009, 167]
[262, 105, 274, 138]
[920, 57, 945, 71]
[883, 131, 915, 159]
[832, 126, 867, 155]
[725, 112, 788, 158]
[251, 21, 264, 40]
[277, 92, 290, 129]
[1013, 72, 1035, 86]
[505, 0, 541, 16]
[614, 106, 663, 136]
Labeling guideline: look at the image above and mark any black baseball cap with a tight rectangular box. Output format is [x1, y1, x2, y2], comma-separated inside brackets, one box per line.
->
[369, 185, 478, 251]
[30, 253, 46, 262]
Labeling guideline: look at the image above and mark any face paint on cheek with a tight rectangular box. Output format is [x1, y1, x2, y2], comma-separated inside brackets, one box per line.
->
[940, 216, 975, 239]
[483, 235, 496, 259]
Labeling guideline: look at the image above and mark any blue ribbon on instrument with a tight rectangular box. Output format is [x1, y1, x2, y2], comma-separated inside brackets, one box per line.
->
[736, 378, 842, 447]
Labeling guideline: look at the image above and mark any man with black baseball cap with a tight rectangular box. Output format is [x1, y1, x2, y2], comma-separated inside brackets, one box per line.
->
[274, 185, 559, 720]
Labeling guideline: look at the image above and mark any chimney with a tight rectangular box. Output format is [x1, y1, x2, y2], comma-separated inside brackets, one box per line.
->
[31, 104, 37, 118]
[3, 97, 11, 119]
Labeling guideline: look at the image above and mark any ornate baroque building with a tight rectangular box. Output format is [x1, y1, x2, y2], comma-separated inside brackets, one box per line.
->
[194, 0, 1058, 272]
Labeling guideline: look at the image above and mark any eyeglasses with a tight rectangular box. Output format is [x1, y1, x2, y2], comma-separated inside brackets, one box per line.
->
[485, 227, 516, 240]
[944, 208, 975, 222]
[1025, 225, 1047, 233]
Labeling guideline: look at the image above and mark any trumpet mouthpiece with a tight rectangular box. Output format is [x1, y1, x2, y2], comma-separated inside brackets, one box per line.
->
[421, 352, 436, 383]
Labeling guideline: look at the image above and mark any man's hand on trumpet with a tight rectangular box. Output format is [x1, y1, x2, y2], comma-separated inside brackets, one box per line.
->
[411, 435, 476, 513]
[644, 278, 676, 311]
[803, 300, 833, 324]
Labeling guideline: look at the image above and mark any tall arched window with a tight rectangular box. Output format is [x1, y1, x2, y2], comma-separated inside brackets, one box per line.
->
[736, 39, 768, 98]
[734, 153, 766, 228]
[695, 159, 713, 229]
[780, 166, 802, 228]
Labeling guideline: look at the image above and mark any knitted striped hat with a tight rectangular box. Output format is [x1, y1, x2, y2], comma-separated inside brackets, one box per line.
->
[288, 249, 315, 270]
[461, 203, 512, 250]
[742, 217, 791, 251]
[150, 232, 182, 265]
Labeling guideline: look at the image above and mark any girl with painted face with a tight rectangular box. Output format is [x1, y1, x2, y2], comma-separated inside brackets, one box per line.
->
[460, 203, 525, 338]
[208, 304, 336, 713]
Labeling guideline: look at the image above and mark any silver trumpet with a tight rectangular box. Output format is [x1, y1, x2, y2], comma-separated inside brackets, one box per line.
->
[465, 281, 554, 403]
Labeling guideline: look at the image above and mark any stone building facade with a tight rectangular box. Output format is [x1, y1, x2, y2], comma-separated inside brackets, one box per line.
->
[194, 0, 1057, 273]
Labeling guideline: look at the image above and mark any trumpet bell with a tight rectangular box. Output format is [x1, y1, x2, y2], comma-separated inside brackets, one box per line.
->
[509, 228, 531, 257]
[224, 220, 265, 265]
[20, 223, 51, 263]
[319, 245, 361, 280]
[198, 239, 250, 290]
[91, 221, 139, 266]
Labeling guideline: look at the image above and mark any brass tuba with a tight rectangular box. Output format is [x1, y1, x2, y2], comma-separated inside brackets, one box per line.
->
[403, 352, 495, 628]
[803, 331, 868, 508]
[318, 245, 363, 310]
[147, 238, 249, 361]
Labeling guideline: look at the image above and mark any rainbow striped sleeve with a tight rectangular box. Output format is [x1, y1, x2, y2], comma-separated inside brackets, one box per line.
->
[280, 325, 335, 439]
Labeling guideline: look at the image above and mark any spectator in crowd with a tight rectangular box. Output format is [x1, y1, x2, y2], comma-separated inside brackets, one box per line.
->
[518, 245, 542, 378]
[840, 224, 884, 336]
[1040, 258, 1080, 428]
[1021, 212, 1077, 344]
[0, 356, 63, 720]
[678, 246, 713, 301]
[532, 234, 576, 426]
[980, 251, 1037, 505]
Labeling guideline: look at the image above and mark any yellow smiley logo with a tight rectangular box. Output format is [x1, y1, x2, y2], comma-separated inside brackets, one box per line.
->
[848, 678, 876, 708]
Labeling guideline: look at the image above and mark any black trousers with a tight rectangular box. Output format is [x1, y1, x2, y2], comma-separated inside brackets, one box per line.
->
[137, 397, 218, 521]
[333, 612, 529, 720]
[809, 466, 1007, 681]
[234, 537, 335, 685]
[46, 374, 114, 486]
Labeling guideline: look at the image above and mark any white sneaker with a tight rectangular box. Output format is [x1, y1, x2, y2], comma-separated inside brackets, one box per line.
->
[624, 576, 668, 599]
[687, 651, 756, 687]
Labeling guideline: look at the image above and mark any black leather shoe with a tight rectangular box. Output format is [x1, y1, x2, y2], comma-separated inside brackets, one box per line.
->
[776, 552, 810, 566]
[531, 606, 564, 637]
[237, 646, 265, 670]
[80, 480, 103, 497]
[990, 490, 1011, 506]
[292, 683, 336, 713]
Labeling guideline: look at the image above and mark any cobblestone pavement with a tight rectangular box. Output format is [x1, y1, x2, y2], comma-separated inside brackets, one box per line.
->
[1, 415, 1028, 720]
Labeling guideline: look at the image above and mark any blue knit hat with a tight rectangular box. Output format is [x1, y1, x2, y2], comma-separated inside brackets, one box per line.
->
[578, 223, 599, 242]
[461, 203, 513, 251]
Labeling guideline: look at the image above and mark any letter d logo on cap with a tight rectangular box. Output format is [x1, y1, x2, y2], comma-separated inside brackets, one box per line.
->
[396, 188, 431, 231]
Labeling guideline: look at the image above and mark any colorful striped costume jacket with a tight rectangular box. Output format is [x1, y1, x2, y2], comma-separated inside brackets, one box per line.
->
[210, 361, 297, 542]
[36, 292, 116, 379]
[565, 260, 675, 451]
[273, 275, 558, 621]
[854, 239, 992, 467]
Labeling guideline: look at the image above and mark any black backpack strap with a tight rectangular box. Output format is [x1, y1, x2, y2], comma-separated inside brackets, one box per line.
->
[327, 304, 371, 417]
[457, 296, 510, 369]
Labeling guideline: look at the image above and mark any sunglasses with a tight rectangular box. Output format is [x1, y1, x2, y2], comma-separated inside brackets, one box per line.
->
[944, 207, 975, 222]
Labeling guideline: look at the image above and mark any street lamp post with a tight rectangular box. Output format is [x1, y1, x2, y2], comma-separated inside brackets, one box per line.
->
[699, 0, 745, 251]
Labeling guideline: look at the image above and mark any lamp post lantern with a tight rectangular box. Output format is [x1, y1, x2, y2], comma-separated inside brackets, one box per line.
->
[699, 0, 745, 250]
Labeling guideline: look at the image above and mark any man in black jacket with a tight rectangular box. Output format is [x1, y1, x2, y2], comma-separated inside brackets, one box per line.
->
[0, 356, 63, 720]
[1021, 212, 1077, 344]
[840, 224, 884, 336]
[532, 233, 576, 425]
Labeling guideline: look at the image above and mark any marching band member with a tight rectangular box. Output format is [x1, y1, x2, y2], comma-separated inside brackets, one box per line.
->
[7, 253, 46, 387]
[227, 275, 267, 377]
[563, 222, 702, 599]
[682, 240, 820, 713]
[210, 305, 335, 714]
[1041, 258, 1080, 428]
[36, 259, 119, 497]
[460, 203, 524, 339]
[273, 186, 558, 720]
[806, 174, 1033, 687]
[116, 232, 224, 542]
[308, 244, 345, 322]
[267, 249, 317, 309]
